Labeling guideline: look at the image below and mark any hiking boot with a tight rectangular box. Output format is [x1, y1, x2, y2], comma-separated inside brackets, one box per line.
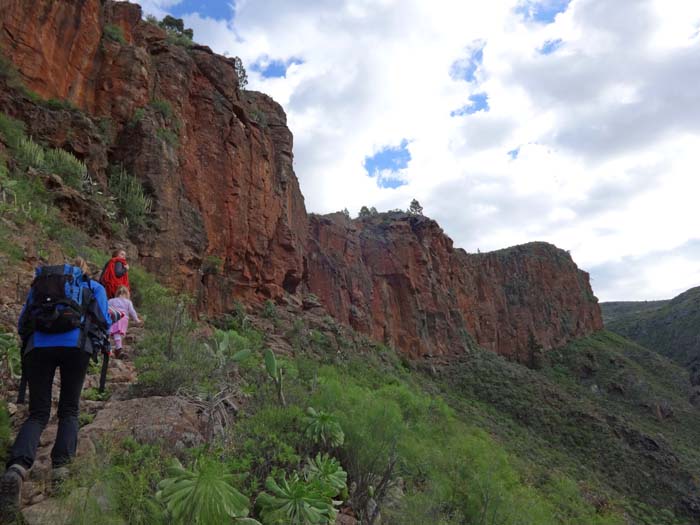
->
[0, 464, 28, 522]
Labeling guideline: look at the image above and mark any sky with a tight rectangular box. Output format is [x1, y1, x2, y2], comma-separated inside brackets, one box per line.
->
[139, 0, 700, 302]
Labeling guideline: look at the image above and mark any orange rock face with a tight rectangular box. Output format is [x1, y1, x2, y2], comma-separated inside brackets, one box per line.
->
[306, 213, 603, 360]
[0, 0, 308, 311]
[0, 0, 603, 360]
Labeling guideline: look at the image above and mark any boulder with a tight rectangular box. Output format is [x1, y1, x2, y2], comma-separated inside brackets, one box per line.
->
[81, 396, 205, 450]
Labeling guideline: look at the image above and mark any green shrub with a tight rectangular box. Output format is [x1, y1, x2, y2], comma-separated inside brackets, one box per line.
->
[103, 24, 126, 44]
[303, 408, 344, 448]
[82, 387, 110, 401]
[256, 473, 338, 525]
[157, 458, 259, 525]
[304, 454, 347, 497]
[44, 147, 87, 187]
[0, 112, 26, 148]
[0, 331, 21, 379]
[228, 405, 305, 494]
[130, 107, 146, 127]
[150, 99, 173, 120]
[109, 166, 152, 232]
[15, 136, 44, 168]
[262, 299, 277, 320]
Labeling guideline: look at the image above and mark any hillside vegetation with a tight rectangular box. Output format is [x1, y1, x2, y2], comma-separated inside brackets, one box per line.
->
[602, 287, 700, 371]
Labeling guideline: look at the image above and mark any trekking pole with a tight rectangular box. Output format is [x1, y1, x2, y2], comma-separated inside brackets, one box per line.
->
[99, 348, 110, 393]
[16, 370, 28, 404]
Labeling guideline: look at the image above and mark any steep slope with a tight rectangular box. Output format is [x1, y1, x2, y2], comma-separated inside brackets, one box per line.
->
[602, 287, 700, 376]
[0, 0, 604, 362]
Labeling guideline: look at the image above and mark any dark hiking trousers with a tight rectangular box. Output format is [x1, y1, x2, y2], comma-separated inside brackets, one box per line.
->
[7, 347, 90, 470]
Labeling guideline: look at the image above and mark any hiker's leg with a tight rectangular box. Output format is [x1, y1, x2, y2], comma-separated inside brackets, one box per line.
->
[51, 349, 90, 468]
[6, 348, 57, 469]
[112, 333, 122, 350]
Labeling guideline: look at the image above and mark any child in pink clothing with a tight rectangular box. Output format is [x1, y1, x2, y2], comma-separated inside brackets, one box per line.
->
[108, 286, 141, 358]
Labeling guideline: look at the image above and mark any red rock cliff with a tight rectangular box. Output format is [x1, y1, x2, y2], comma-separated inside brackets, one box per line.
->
[0, 0, 308, 310]
[0, 0, 603, 360]
[306, 213, 603, 359]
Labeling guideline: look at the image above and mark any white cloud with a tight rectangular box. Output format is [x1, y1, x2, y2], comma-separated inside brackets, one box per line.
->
[158, 0, 699, 301]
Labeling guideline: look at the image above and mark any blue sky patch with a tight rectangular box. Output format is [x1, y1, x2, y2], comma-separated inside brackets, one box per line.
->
[364, 140, 411, 188]
[540, 38, 563, 54]
[451, 93, 489, 116]
[516, 0, 571, 24]
[251, 56, 304, 78]
[170, 0, 234, 21]
[508, 147, 520, 159]
[450, 43, 484, 83]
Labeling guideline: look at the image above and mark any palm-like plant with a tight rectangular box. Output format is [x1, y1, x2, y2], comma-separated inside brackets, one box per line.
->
[257, 473, 338, 525]
[305, 453, 348, 497]
[156, 458, 261, 525]
[303, 407, 345, 448]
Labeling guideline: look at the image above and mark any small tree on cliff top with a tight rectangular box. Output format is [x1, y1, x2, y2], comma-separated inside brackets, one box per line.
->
[408, 199, 423, 216]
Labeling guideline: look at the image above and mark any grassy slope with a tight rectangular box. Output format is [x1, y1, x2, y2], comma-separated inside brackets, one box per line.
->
[438, 331, 700, 522]
[602, 287, 700, 367]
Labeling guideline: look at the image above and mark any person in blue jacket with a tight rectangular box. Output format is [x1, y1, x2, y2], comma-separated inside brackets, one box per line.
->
[0, 257, 111, 516]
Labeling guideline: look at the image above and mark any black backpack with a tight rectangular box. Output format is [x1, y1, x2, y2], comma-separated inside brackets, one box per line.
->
[19, 265, 91, 336]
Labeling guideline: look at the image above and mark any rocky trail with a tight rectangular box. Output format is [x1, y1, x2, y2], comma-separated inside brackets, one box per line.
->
[7, 327, 144, 524]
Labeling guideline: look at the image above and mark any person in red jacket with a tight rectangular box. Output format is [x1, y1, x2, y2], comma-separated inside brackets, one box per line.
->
[100, 249, 131, 299]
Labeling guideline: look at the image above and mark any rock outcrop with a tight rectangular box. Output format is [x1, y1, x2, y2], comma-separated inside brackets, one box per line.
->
[0, 0, 603, 361]
[307, 212, 602, 359]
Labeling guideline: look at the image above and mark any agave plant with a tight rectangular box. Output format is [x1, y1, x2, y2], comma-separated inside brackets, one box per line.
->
[257, 473, 338, 525]
[156, 458, 261, 525]
[303, 407, 345, 448]
[305, 453, 348, 497]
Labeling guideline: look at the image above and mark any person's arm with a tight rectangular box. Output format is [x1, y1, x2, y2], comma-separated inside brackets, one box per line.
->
[128, 300, 140, 322]
[90, 281, 112, 331]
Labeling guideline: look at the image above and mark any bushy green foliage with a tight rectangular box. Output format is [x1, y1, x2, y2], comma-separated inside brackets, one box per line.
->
[304, 454, 347, 497]
[0, 331, 21, 379]
[62, 438, 170, 525]
[157, 458, 260, 525]
[256, 473, 338, 525]
[44, 147, 87, 187]
[150, 99, 174, 120]
[303, 407, 344, 448]
[82, 387, 110, 402]
[109, 166, 152, 232]
[0, 112, 85, 188]
[158, 15, 195, 47]
[103, 24, 126, 44]
[0, 112, 25, 147]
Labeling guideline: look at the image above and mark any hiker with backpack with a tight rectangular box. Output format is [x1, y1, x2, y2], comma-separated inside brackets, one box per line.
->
[108, 285, 142, 359]
[100, 249, 131, 299]
[0, 257, 111, 518]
